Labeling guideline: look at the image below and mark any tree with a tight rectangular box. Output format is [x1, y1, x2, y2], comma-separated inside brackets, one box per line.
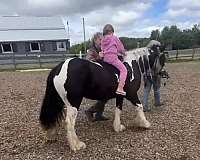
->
[192, 24, 200, 46]
[150, 29, 160, 41]
[70, 23, 200, 53]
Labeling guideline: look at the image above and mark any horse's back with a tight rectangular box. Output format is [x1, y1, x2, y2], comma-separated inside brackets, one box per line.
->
[67, 58, 118, 99]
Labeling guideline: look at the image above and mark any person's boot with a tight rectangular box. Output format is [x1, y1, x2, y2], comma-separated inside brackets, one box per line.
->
[85, 110, 94, 121]
[85, 105, 98, 121]
[116, 81, 126, 96]
[155, 102, 164, 107]
[94, 112, 109, 121]
[143, 107, 151, 112]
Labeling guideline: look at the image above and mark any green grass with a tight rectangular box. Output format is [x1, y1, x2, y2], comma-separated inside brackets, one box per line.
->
[0, 63, 58, 72]
[1, 58, 200, 72]
[167, 58, 200, 63]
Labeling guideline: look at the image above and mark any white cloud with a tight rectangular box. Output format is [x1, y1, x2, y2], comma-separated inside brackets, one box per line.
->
[168, 0, 200, 9]
[27, 0, 67, 9]
[166, 0, 200, 18]
[112, 11, 141, 25]
[0, 0, 199, 44]
[166, 8, 200, 18]
[68, 1, 152, 44]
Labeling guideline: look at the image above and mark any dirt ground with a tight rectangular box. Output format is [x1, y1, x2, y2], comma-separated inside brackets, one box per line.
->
[0, 61, 200, 160]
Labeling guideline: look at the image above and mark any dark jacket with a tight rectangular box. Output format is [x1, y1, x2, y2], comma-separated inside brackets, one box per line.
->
[86, 46, 101, 61]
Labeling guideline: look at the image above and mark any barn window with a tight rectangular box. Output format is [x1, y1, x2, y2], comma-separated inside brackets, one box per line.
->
[1, 43, 13, 53]
[56, 42, 66, 51]
[30, 42, 40, 52]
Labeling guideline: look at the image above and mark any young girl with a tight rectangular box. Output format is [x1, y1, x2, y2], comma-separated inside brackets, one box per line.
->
[101, 24, 127, 95]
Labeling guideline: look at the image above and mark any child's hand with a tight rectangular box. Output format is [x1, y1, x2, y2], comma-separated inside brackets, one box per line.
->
[124, 52, 127, 56]
[99, 51, 104, 58]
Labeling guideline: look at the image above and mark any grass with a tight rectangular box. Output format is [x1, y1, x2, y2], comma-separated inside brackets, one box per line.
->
[0, 63, 58, 72]
[1, 59, 200, 72]
[167, 58, 200, 63]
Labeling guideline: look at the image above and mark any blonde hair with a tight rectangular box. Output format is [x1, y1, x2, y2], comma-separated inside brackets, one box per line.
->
[103, 24, 114, 36]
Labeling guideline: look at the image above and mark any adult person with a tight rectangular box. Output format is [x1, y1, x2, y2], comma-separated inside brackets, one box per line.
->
[85, 32, 109, 121]
[143, 40, 164, 112]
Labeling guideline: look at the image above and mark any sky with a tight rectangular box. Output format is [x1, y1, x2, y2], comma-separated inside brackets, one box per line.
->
[0, 0, 200, 44]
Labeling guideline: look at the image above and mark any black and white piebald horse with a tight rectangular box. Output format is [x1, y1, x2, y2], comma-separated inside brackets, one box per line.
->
[39, 41, 166, 151]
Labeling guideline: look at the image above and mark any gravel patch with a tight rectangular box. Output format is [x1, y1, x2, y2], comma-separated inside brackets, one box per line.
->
[0, 62, 200, 160]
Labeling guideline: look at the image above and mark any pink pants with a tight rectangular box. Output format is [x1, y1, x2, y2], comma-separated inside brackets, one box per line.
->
[104, 54, 127, 83]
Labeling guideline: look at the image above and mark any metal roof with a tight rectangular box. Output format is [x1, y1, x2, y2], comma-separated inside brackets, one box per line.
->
[0, 16, 68, 42]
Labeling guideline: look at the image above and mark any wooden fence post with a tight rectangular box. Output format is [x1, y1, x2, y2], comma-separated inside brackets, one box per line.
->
[192, 48, 195, 60]
[79, 50, 82, 58]
[38, 54, 41, 68]
[63, 51, 67, 61]
[176, 49, 179, 60]
[12, 52, 16, 70]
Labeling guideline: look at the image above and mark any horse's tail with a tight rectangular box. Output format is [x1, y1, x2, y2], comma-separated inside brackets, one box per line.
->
[39, 64, 65, 130]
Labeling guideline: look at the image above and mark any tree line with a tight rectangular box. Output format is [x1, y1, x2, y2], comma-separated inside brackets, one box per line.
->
[70, 24, 200, 54]
[151, 24, 200, 50]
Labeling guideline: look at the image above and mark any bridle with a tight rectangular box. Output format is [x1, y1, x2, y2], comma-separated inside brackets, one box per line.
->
[143, 50, 166, 83]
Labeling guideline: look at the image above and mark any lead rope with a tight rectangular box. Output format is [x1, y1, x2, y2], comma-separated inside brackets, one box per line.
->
[146, 52, 153, 81]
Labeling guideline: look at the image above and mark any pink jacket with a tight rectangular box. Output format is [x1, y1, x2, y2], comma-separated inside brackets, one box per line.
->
[101, 35, 126, 56]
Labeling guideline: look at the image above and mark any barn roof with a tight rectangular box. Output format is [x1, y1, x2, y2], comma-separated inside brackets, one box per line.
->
[0, 16, 68, 42]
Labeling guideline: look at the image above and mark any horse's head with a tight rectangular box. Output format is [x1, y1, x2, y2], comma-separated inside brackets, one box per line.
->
[147, 40, 166, 74]
[124, 40, 167, 82]
[147, 40, 166, 54]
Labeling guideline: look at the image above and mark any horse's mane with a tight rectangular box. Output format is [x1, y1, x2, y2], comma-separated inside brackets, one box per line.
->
[124, 47, 150, 63]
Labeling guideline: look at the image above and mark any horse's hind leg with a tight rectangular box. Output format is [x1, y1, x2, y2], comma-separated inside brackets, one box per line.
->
[54, 77, 86, 151]
[65, 105, 86, 151]
[113, 95, 126, 132]
[63, 94, 86, 151]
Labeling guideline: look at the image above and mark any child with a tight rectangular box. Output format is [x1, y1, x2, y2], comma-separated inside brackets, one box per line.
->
[101, 24, 127, 95]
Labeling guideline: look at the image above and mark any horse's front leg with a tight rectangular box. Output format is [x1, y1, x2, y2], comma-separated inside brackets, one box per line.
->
[65, 106, 86, 151]
[135, 103, 151, 128]
[126, 93, 150, 128]
[113, 95, 126, 132]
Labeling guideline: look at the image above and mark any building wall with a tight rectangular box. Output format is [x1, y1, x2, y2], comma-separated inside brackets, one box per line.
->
[16, 42, 26, 54]
[0, 39, 70, 55]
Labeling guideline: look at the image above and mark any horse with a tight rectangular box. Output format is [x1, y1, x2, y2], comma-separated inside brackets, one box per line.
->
[39, 41, 166, 151]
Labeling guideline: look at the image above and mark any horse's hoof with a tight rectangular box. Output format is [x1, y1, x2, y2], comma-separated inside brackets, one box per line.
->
[143, 120, 151, 128]
[78, 141, 86, 150]
[114, 124, 126, 132]
[45, 134, 57, 142]
[70, 141, 86, 152]
[135, 119, 151, 129]
[120, 124, 126, 131]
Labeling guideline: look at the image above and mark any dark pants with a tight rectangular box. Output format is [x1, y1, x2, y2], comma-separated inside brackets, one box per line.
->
[87, 100, 107, 117]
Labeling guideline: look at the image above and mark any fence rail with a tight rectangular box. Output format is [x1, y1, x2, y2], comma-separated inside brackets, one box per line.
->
[1, 48, 200, 71]
[0, 52, 81, 70]
[167, 48, 200, 60]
